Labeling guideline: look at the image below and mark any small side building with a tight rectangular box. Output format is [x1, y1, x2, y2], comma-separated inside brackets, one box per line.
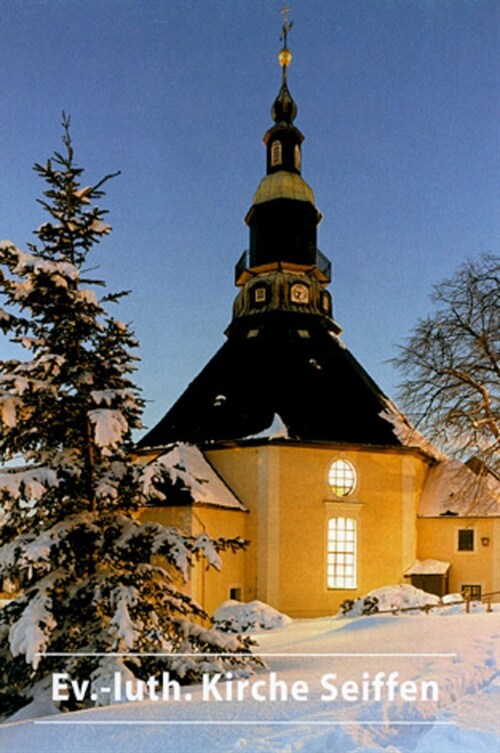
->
[414, 460, 499, 600]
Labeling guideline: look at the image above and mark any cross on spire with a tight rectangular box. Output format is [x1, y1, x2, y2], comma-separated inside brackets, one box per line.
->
[280, 4, 293, 49]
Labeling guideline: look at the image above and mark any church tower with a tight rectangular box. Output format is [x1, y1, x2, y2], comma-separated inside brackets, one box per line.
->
[140, 21, 401, 450]
[235, 24, 331, 320]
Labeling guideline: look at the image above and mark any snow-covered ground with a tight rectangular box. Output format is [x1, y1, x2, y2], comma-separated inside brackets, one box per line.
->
[213, 599, 293, 632]
[1, 603, 499, 753]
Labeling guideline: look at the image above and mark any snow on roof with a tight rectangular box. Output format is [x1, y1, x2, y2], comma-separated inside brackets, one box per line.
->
[378, 400, 499, 517]
[155, 443, 246, 511]
[405, 559, 451, 576]
[243, 412, 289, 441]
[379, 398, 447, 461]
[419, 459, 499, 518]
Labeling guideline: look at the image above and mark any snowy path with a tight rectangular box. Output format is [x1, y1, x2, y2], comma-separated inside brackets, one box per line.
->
[1, 610, 499, 753]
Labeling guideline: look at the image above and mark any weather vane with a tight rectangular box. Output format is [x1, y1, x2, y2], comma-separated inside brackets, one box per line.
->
[278, 3, 293, 76]
[280, 4, 293, 49]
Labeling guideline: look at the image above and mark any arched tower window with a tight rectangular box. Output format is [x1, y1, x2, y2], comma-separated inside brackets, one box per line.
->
[271, 139, 282, 167]
[294, 143, 301, 170]
[327, 517, 357, 589]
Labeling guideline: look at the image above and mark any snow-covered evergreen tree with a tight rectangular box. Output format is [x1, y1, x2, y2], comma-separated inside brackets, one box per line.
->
[0, 116, 258, 717]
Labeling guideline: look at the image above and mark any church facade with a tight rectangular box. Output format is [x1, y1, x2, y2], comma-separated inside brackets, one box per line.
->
[137, 33, 499, 618]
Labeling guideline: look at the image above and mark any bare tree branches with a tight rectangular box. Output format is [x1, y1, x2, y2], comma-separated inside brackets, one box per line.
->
[393, 254, 499, 472]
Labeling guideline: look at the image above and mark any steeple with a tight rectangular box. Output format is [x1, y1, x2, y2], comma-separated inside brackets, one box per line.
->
[271, 11, 297, 127]
[138, 16, 403, 450]
[233, 12, 335, 327]
[266, 18, 301, 175]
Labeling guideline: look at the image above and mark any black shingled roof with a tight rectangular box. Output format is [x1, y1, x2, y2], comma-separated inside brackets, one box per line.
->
[138, 311, 401, 448]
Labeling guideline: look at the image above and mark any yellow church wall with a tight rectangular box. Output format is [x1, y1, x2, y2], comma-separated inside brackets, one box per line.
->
[138, 505, 195, 599]
[140, 504, 192, 532]
[402, 456, 428, 573]
[139, 504, 247, 619]
[204, 444, 277, 607]
[417, 516, 500, 598]
[189, 506, 248, 618]
[275, 446, 426, 617]
[207, 442, 429, 618]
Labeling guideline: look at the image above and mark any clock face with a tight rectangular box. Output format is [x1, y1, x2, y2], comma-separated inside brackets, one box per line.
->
[290, 283, 310, 304]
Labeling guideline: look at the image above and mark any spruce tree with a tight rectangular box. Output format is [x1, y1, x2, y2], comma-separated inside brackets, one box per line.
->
[0, 116, 258, 717]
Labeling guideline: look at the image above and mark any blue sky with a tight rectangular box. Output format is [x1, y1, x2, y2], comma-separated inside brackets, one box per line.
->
[1, 0, 498, 436]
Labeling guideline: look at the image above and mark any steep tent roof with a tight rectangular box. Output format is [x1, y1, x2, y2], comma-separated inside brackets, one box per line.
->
[139, 312, 403, 448]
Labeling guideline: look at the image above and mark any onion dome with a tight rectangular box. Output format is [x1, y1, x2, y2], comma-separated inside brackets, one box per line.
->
[271, 70, 297, 124]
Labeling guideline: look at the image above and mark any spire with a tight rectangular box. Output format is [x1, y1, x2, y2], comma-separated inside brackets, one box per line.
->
[272, 5, 297, 124]
[264, 5, 303, 176]
[231, 7, 335, 329]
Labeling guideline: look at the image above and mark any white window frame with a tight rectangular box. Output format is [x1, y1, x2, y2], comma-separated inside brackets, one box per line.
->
[461, 584, 482, 600]
[328, 459, 357, 497]
[327, 517, 357, 590]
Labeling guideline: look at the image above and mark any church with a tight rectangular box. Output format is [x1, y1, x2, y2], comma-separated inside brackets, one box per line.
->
[137, 26, 499, 618]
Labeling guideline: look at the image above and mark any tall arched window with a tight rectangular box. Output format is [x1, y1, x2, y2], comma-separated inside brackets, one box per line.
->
[271, 140, 282, 166]
[327, 517, 357, 589]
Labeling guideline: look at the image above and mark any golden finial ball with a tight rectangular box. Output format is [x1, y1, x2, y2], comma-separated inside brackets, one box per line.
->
[279, 48, 292, 67]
